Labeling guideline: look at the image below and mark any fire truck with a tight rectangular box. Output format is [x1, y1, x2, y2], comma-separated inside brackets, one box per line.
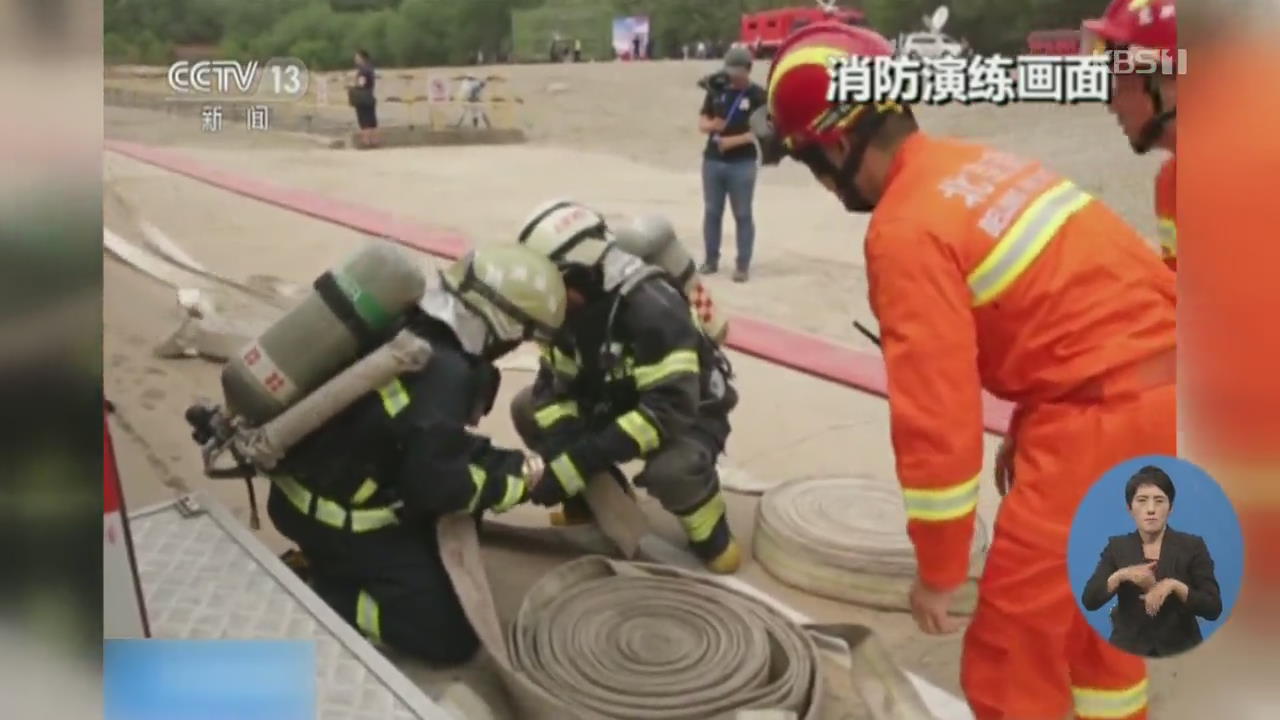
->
[739, 1, 866, 57]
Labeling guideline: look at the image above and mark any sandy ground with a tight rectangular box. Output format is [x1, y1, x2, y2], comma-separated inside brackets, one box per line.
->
[104, 57, 1181, 717]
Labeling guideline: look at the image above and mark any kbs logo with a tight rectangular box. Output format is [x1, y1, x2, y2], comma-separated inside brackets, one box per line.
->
[1109, 48, 1187, 76]
[166, 57, 309, 101]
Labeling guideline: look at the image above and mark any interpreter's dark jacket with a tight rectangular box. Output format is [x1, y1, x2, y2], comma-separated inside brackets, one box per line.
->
[1081, 526, 1223, 657]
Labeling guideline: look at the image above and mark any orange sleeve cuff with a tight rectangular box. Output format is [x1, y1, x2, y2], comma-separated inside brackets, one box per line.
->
[907, 513, 977, 590]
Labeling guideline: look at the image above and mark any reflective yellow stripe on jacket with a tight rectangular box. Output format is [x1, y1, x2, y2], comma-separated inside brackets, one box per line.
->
[549, 453, 586, 497]
[633, 349, 699, 389]
[540, 345, 579, 378]
[902, 474, 979, 522]
[616, 409, 660, 455]
[271, 474, 399, 532]
[1072, 678, 1148, 719]
[1157, 217, 1177, 258]
[968, 180, 1093, 306]
[378, 378, 410, 417]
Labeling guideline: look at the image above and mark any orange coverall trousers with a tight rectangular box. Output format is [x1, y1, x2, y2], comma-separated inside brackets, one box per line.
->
[961, 382, 1174, 719]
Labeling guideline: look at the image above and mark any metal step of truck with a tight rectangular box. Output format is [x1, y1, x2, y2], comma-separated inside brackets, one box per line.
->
[128, 493, 460, 720]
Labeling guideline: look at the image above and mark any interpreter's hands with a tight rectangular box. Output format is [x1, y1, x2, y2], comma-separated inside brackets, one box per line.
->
[715, 134, 740, 152]
[708, 117, 726, 134]
[1121, 561, 1159, 591]
[1141, 578, 1179, 616]
[909, 577, 966, 635]
[994, 437, 1015, 497]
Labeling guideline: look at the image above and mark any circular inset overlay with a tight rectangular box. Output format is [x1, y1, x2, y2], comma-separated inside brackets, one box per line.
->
[1067, 454, 1243, 658]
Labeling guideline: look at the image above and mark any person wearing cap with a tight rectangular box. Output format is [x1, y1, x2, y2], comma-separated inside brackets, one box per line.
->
[697, 46, 768, 282]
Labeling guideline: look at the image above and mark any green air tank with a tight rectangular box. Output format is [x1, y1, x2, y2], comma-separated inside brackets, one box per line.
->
[221, 241, 427, 427]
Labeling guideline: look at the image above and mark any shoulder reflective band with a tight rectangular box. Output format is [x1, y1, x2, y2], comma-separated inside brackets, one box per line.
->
[967, 180, 1093, 306]
[633, 349, 699, 389]
[902, 474, 980, 522]
[1072, 678, 1148, 719]
[550, 453, 586, 497]
[616, 409, 661, 455]
[378, 378, 410, 417]
[1157, 218, 1177, 256]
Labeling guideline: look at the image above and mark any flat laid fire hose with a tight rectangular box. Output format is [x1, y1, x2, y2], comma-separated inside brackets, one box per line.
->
[440, 475, 935, 720]
[753, 476, 989, 615]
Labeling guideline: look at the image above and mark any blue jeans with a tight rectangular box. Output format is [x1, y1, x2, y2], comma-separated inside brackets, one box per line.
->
[702, 157, 757, 271]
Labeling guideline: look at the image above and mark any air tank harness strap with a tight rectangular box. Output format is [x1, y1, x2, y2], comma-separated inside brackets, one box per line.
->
[271, 474, 400, 533]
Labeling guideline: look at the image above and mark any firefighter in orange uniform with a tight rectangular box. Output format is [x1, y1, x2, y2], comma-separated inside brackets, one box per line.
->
[757, 22, 1175, 719]
[1084, 0, 1179, 270]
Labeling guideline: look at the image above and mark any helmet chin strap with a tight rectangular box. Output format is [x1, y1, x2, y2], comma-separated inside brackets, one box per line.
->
[417, 288, 495, 358]
[798, 108, 900, 213]
[1132, 76, 1175, 154]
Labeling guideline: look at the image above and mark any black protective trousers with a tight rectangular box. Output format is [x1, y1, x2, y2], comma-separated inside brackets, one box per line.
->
[266, 487, 479, 666]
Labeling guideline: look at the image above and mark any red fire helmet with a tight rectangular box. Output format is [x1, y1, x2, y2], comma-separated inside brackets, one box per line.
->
[1082, 0, 1178, 54]
[764, 21, 897, 152]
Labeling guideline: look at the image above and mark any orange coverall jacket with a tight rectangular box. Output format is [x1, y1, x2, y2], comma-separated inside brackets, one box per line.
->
[1156, 154, 1177, 271]
[865, 132, 1177, 591]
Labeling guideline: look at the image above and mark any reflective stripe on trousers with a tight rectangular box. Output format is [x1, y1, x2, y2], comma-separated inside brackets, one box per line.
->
[1073, 678, 1148, 719]
[678, 491, 727, 543]
[968, 180, 1093, 306]
[356, 590, 382, 643]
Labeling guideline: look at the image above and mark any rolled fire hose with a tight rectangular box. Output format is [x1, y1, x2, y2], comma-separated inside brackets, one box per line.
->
[439, 475, 935, 720]
[754, 476, 989, 615]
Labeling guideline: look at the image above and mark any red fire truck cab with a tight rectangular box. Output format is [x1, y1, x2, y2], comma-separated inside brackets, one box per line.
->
[740, 6, 867, 57]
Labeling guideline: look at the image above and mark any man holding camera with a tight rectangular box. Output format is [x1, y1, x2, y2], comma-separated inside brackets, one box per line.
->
[697, 46, 767, 283]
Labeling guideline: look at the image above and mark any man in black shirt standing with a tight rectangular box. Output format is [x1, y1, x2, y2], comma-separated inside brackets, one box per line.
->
[351, 49, 378, 149]
[697, 46, 766, 282]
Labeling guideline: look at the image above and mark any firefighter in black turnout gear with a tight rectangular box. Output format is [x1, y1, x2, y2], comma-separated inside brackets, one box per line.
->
[265, 245, 567, 665]
[510, 199, 743, 573]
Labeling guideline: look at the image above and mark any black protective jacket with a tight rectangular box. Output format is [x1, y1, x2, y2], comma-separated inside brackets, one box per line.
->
[529, 271, 737, 483]
[274, 318, 527, 522]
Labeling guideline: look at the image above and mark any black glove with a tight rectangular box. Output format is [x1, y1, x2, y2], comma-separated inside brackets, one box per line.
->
[527, 453, 577, 507]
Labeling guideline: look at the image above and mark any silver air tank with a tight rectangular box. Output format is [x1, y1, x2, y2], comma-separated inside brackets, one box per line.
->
[613, 214, 729, 344]
[220, 241, 427, 426]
